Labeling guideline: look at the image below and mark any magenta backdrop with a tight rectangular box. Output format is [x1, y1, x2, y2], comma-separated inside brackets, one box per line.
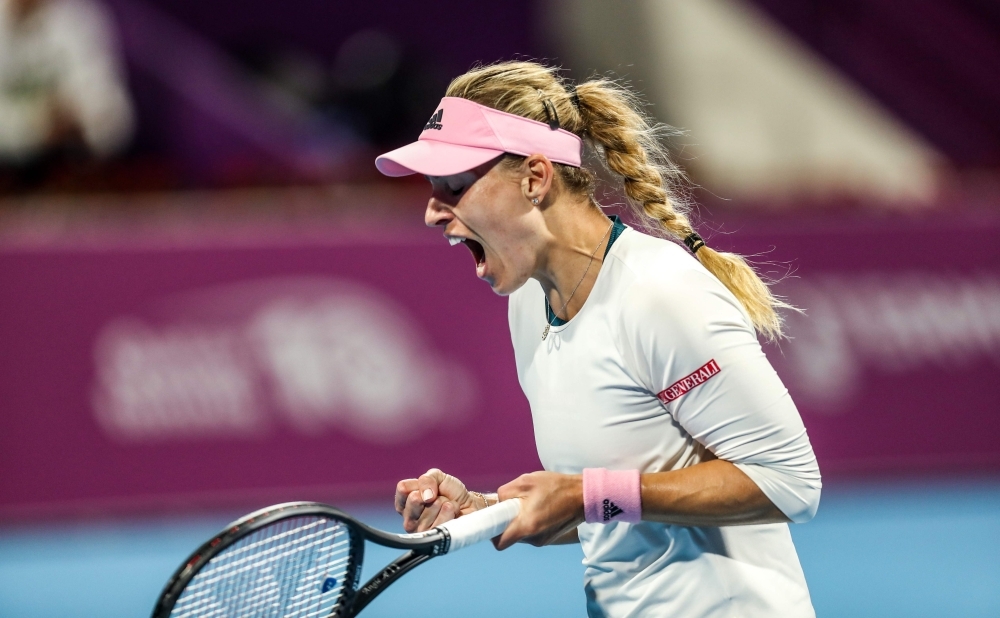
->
[728, 214, 1000, 475]
[0, 230, 539, 519]
[1, 211, 999, 519]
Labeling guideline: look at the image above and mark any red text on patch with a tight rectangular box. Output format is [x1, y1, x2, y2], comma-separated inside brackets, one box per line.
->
[657, 359, 721, 404]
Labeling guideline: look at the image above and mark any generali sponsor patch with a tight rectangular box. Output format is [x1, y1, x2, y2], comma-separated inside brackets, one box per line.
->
[657, 359, 721, 404]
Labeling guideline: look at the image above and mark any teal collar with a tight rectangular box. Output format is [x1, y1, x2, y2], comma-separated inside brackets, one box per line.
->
[545, 215, 626, 327]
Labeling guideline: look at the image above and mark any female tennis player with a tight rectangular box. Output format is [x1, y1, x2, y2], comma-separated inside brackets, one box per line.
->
[378, 61, 821, 617]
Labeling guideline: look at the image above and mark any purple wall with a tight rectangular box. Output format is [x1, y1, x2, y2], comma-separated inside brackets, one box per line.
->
[1, 204, 998, 520]
[747, 0, 1000, 167]
[728, 213, 1000, 474]
[143, 0, 536, 74]
[0, 225, 538, 519]
[133, 0, 538, 81]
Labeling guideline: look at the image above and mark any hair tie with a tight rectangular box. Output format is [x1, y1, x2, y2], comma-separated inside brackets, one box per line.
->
[540, 98, 560, 131]
[567, 83, 581, 110]
[683, 232, 706, 254]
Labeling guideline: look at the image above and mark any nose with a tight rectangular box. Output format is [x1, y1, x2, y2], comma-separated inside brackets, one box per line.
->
[424, 196, 454, 228]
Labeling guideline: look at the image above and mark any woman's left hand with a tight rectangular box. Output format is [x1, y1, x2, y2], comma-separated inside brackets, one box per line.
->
[494, 471, 584, 550]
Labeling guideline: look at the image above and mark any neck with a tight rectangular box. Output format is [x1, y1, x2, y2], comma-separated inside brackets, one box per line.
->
[534, 198, 612, 322]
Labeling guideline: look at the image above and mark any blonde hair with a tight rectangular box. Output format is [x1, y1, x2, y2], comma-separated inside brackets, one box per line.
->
[446, 61, 794, 340]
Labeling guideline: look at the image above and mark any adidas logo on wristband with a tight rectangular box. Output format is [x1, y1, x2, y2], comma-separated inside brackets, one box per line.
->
[583, 468, 640, 525]
[602, 499, 624, 521]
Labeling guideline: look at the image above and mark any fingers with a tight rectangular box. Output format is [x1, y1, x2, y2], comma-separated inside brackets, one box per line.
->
[493, 480, 528, 551]
[490, 472, 585, 551]
[395, 479, 419, 514]
[432, 500, 458, 527]
[396, 468, 470, 529]
[426, 498, 458, 529]
[414, 496, 445, 532]
[493, 515, 524, 551]
[493, 507, 564, 550]
[436, 471, 471, 507]
[395, 470, 448, 513]
[402, 490, 425, 532]
[402, 491, 459, 533]
[496, 479, 519, 503]
[492, 491, 538, 551]
[417, 468, 446, 503]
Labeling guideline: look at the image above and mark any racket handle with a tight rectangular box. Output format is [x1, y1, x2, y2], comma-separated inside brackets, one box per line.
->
[438, 498, 521, 553]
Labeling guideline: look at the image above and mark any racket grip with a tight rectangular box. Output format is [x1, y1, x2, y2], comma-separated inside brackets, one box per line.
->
[438, 498, 521, 553]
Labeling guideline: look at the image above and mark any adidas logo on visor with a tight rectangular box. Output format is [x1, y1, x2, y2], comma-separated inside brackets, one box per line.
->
[602, 499, 624, 521]
[424, 109, 443, 131]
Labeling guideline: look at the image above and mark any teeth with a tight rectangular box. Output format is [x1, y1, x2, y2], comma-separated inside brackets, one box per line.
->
[448, 237, 463, 246]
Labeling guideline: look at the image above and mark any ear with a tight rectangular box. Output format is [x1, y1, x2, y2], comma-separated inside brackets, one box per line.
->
[520, 154, 555, 206]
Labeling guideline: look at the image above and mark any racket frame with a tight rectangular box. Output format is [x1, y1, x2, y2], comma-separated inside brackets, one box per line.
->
[151, 501, 452, 618]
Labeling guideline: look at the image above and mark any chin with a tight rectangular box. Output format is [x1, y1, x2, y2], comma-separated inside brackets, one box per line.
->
[488, 274, 529, 297]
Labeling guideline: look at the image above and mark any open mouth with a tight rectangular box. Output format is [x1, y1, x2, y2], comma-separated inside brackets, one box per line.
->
[447, 235, 488, 275]
[462, 238, 486, 267]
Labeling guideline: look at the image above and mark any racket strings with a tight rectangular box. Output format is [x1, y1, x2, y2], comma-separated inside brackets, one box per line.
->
[181, 526, 350, 588]
[169, 516, 355, 618]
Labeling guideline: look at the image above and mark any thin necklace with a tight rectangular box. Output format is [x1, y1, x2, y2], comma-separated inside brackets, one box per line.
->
[542, 218, 614, 341]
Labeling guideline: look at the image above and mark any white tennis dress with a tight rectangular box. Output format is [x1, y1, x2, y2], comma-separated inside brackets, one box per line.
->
[508, 226, 821, 618]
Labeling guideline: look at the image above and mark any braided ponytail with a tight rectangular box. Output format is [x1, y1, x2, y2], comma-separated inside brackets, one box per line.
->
[447, 61, 794, 340]
[573, 79, 794, 340]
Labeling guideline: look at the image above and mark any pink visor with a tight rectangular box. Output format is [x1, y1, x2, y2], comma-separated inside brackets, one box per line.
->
[375, 97, 583, 177]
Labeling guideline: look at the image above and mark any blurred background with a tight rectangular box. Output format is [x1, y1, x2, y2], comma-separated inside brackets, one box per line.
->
[0, 0, 998, 616]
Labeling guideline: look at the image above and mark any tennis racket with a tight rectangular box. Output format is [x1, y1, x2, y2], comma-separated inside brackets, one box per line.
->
[151, 498, 521, 618]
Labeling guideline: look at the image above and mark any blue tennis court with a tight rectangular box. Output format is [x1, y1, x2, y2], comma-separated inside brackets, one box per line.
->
[1, 479, 997, 617]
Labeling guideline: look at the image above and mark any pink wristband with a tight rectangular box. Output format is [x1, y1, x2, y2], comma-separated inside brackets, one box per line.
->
[583, 468, 642, 524]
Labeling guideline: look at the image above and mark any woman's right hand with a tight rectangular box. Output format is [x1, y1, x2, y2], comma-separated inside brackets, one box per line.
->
[394, 468, 481, 533]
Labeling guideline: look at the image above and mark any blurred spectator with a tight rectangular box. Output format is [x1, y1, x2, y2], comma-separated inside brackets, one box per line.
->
[0, 0, 134, 190]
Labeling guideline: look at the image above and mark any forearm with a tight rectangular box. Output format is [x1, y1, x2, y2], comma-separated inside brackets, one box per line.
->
[641, 459, 789, 526]
[492, 460, 789, 551]
[478, 487, 580, 545]
[548, 528, 580, 545]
